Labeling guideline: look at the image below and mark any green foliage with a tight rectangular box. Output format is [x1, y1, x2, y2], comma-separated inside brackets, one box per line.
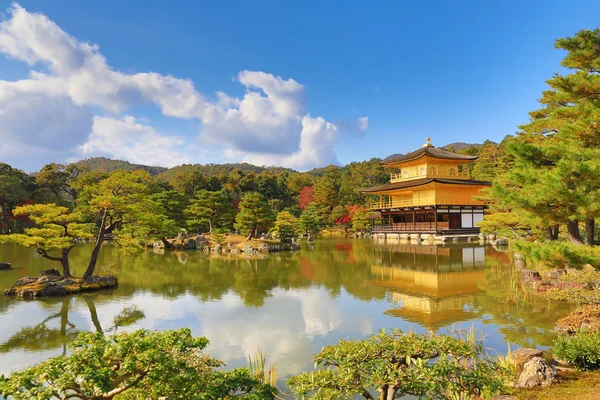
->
[298, 204, 324, 235]
[272, 211, 299, 242]
[287, 329, 509, 400]
[35, 163, 83, 203]
[74, 157, 168, 175]
[554, 331, 600, 371]
[511, 240, 600, 269]
[0, 203, 92, 276]
[0, 163, 39, 234]
[248, 349, 277, 387]
[185, 189, 232, 233]
[352, 209, 370, 233]
[150, 190, 187, 230]
[0, 328, 276, 400]
[234, 192, 273, 239]
[482, 29, 600, 245]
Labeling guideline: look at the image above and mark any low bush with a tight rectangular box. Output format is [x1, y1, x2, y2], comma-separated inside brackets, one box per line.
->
[287, 329, 510, 399]
[0, 328, 277, 399]
[553, 331, 600, 371]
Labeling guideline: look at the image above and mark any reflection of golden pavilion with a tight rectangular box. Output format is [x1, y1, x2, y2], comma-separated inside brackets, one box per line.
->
[370, 244, 486, 330]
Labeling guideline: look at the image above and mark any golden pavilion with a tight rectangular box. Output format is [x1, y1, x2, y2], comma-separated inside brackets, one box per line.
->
[361, 138, 491, 236]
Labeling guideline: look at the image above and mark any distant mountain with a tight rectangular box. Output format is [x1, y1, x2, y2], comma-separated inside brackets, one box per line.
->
[441, 142, 481, 151]
[72, 157, 298, 179]
[74, 157, 168, 175]
[383, 153, 404, 162]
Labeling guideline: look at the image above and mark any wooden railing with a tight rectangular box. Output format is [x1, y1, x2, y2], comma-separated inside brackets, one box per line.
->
[372, 222, 450, 233]
[369, 197, 483, 209]
[390, 170, 470, 183]
[373, 222, 449, 233]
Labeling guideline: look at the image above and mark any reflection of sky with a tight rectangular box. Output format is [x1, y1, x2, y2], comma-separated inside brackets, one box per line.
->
[0, 242, 569, 380]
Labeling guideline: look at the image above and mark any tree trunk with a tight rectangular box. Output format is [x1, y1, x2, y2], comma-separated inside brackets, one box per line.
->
[208, 218, 213, 234]
[552, 224, 559, 240]
[586, 219, 595, 246]
[60, 248, 72, 277]
[546, 226, 555, 241]
[83, 209, 108, 279]
[566, 220, 584, 245]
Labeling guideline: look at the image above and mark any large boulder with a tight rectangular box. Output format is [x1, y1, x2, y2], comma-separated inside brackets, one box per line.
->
[512, 348, 543, 371]
[0, 262, 11, 270]
[515, 357, 558, 388]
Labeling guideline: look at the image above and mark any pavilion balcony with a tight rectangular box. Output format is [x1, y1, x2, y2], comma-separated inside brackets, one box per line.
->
[369, 197, 482, 210]
[372, 222, 448, 233]
[390, 170, 470, 183]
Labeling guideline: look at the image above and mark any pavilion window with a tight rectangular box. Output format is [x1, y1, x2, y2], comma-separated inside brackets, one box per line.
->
[449, 168, 456, 176]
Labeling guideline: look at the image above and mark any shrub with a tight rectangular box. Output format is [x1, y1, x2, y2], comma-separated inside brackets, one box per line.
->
[555, 305, 600, 334]
[287, 329, 510, 399]
[553, 331, 600, 371]
[0, 328, 276, 399]
[511, 240, 600, 269]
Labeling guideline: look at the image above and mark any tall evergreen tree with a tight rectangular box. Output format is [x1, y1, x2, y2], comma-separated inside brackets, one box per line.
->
[234, 192, 273, 240]
[487, 29, 600, 245]
[185, 190, 232, 234]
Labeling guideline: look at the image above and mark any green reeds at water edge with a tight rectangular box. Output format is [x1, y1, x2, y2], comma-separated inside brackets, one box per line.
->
[248, 349, 277, 386]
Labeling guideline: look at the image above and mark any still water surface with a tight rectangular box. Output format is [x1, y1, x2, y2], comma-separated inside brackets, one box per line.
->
[0, 239, 573, 381]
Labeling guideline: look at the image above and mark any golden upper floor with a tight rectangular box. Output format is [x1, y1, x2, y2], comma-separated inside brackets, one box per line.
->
[383, 138, 477, 183]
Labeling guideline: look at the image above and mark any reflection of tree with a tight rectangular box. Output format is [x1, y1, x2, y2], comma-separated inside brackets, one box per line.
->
[0, 296, 146, 355]
[0, 297, 77, 355]
[472, 256, 575, 347]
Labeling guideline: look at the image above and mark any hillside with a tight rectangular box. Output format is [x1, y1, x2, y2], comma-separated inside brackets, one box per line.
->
[441, 142, 481, 151]
[74, 157, 168, 175]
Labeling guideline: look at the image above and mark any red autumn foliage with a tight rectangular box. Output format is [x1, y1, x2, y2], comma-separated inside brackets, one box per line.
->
[299, 186, 315, 210]
[335, 204, 367, 226]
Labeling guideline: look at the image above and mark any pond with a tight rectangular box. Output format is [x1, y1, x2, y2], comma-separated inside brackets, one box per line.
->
[0, 239, 573, 382]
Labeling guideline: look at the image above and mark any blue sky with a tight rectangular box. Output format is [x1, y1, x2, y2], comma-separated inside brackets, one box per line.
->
[0, 0, 599, 171]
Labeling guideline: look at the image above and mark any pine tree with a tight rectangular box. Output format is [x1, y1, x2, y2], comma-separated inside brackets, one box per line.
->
[185, 189, 231, 234]
[272, 211, 299, 242]
[352, 209, 370, 234]
[234, 192, 273, 239]
[487, 29, 600, 245]
[298, 204, 324, 236]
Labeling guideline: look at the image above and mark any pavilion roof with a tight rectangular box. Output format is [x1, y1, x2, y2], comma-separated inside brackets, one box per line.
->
[382, 145, 478, 165]
[360, 178, 491, 193]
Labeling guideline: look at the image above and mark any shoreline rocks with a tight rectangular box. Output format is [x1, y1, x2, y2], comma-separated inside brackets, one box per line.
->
[515, 357, 558, 388]
[5, 270, 118, 299]
[0, 262, 11, 270]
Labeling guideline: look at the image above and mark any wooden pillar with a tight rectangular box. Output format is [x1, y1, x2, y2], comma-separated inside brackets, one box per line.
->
[435, 209, 438, 233]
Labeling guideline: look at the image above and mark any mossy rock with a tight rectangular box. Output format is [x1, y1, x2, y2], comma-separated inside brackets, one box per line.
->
[5, 275, 118, 299]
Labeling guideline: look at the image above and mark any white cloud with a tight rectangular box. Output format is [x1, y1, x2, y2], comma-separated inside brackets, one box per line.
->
[0, 3, 367, 171]
[81, 116, 191, 167]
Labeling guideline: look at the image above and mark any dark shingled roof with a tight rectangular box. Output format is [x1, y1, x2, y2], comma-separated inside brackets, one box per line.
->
[382, 146, 478, 164]
[360, 178, 491, 193]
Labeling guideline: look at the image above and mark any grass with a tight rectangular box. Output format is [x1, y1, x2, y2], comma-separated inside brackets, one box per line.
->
[513, 369, 600, 400]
